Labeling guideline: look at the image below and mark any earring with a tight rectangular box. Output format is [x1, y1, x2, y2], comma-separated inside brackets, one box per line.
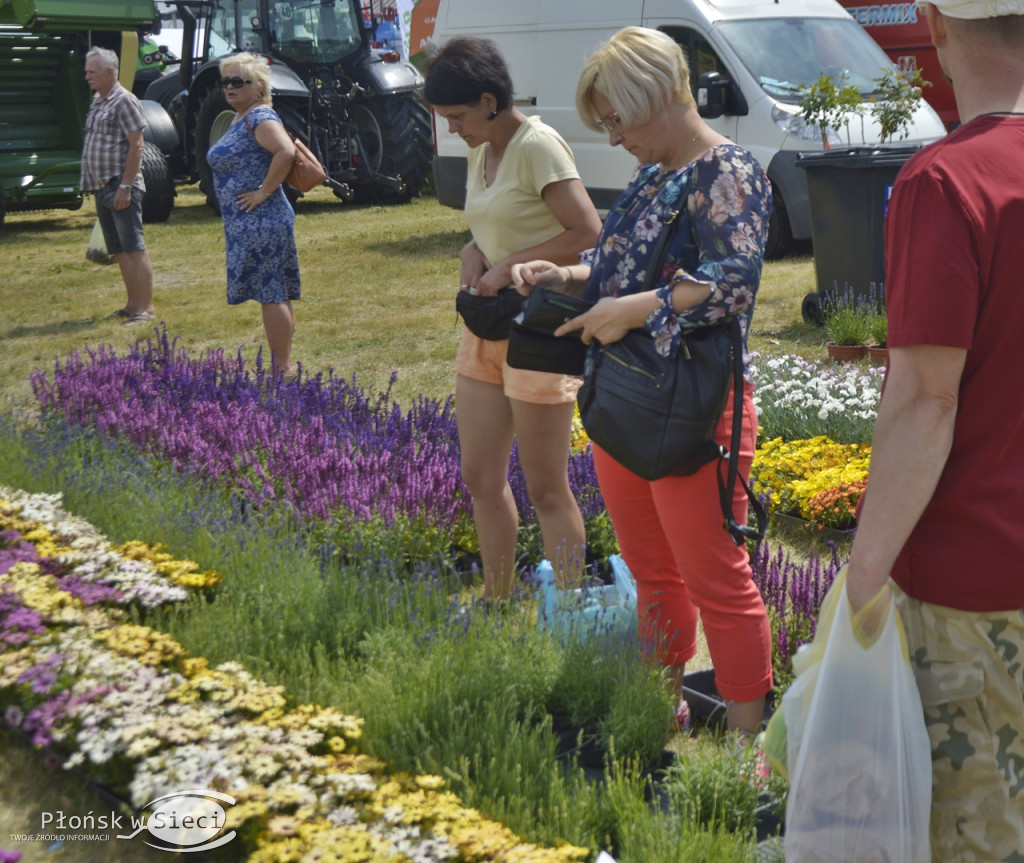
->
[487, 110, 498, 120]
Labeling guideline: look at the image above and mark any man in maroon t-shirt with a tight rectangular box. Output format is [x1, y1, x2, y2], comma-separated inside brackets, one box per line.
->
[845, 0, 1024, 856]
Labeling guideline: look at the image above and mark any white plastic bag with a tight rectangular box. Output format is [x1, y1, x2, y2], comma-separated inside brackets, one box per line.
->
[765, 566, 931, 863]
[535, 555, 637, 645]
[86, 219, 115, 265]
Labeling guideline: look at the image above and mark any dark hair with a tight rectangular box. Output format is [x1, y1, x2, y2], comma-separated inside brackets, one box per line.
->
[423, 36, 514, 111]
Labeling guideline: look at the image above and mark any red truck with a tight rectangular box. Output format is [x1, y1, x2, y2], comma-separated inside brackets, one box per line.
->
[840, 1, 959, 128]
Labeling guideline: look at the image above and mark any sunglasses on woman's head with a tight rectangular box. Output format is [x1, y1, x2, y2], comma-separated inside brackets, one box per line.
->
[220, 76, 252, 89]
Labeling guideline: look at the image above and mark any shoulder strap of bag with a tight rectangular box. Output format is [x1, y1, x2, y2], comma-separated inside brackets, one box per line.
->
[642, 208, 680, 292]
[644, 207, 768, 547]
[718, 318, 768, 546]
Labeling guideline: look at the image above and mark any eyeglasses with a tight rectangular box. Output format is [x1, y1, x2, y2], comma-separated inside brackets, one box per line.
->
[220, 76, 252, 89]
[596, 110, 624, 133]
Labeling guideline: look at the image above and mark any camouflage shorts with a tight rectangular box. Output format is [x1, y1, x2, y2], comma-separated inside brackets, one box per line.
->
[895, 589, 1024, 862]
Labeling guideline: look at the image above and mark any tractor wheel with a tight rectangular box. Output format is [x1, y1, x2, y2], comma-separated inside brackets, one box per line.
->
[350, 93, 431, 204]
[194, 87, 236, 215]
[764, 185, 793, 261]
[140, 141, 175, 223]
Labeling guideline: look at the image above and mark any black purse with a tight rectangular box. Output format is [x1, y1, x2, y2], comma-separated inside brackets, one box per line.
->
[506, 286, 593, 375]
[455, 287, 526, 340]
[577, 210, 767, 545]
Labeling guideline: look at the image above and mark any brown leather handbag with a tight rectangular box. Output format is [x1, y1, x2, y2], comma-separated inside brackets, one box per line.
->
[243, 114, 326, 193]
[286, 135, 326, 193]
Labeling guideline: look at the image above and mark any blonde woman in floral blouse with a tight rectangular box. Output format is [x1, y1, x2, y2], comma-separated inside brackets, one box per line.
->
[512, 26, 773, 768]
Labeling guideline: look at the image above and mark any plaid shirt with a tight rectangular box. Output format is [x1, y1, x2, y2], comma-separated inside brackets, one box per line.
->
[81, 82, 146, 192]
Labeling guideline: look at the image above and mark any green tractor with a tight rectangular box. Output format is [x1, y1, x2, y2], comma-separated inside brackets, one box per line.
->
[141, 0, 432, 212]
[0, 0, 177, 228]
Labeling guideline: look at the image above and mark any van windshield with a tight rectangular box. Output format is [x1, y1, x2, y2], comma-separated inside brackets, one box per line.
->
[717, 17, 895, 102]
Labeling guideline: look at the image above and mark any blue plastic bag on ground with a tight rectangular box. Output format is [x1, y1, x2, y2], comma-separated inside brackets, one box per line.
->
[535, 555, 637, 644]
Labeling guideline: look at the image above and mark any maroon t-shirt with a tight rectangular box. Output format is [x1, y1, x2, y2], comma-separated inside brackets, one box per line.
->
[884, 114, 1024, 612]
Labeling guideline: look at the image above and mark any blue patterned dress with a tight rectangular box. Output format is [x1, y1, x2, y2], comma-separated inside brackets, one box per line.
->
[207, 105, 301, 305]
[581, 143, 771, 376]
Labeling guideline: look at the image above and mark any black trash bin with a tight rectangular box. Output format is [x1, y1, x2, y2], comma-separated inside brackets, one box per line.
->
[797, 146, 920, 322]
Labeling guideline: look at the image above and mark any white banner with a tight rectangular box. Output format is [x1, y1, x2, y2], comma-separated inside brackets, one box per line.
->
[395, 0, 415, 62]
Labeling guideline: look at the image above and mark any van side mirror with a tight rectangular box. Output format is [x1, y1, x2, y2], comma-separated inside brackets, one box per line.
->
[696, 71, 748, 118]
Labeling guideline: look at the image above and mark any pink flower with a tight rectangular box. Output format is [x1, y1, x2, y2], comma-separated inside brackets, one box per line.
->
[730, 222, 760, 255]
[726, 288, 755, 315]
[708, 174, 747, 224]
[634, 215, 661, 242]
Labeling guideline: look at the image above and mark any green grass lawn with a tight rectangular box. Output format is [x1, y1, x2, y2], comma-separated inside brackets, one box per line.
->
[0, 185, 827, 410]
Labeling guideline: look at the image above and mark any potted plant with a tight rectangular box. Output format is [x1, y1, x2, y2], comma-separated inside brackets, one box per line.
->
[856, 281, 889, 364]
[823, 283, 872, 361]
[798, 72, 864, 149]
[870, 67, 930, 144]
[799, 68, 927, 149]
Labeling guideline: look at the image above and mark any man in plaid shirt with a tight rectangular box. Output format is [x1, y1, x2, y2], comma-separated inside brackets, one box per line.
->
[82, 46, 156, 324]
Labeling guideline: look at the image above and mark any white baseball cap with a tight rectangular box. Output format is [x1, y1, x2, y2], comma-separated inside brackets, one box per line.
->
[923, 0, 1024, 18]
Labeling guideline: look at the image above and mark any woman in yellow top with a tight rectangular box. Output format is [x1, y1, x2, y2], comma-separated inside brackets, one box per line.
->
[425, 37, 602, 600]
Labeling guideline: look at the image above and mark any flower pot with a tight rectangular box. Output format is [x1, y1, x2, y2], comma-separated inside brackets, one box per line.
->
[772, 511, 857, 544]
[681, 669, 776, 730]
[868, 344, 889, 365]
[826, 342, 868, 362]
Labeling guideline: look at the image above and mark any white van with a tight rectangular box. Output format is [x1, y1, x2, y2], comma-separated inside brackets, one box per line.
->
[428, 0, 945, 258]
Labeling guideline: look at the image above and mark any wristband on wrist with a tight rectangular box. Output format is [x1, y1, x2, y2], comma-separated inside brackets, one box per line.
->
[564, 268, 575, 290]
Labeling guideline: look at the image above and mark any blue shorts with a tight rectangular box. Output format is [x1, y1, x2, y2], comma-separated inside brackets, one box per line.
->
[95, 179, 146, 255]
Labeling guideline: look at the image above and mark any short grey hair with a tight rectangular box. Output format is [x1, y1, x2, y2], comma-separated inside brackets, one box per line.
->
[86, 46, 119, 74]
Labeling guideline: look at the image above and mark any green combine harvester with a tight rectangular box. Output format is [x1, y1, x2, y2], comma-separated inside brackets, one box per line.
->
[0, 0, 175, 228]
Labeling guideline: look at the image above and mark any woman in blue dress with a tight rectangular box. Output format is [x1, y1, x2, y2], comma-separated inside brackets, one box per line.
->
[207, 52, 301, 379]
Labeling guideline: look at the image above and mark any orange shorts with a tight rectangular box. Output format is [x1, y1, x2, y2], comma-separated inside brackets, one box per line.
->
[454, 329, 581, 405]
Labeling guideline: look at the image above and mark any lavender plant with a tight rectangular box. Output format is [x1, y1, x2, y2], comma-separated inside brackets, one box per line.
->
[751, 540, 846, 689]
[30, 329, 606, 571]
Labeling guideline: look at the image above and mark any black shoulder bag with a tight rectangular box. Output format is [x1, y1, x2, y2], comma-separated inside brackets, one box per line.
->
[455, 288, 526, 340]
[577, 210, 767, 545]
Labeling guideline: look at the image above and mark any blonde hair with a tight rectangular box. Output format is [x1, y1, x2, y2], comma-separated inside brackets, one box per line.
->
[220, 52, 272, 106]
[576, 26, 694, 133]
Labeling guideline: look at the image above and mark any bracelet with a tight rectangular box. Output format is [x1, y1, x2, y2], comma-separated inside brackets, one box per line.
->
[259, 185, 270, 197]
[565, 268, 575, 290]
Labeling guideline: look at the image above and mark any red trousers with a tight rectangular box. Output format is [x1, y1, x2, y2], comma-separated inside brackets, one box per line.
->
[593, 382, 773, 703]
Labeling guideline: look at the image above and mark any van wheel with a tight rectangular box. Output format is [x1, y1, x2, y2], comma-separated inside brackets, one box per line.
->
[194, 88, 235, 215]
[140, 141, 175, 223]
[764, 188, 792, 260]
